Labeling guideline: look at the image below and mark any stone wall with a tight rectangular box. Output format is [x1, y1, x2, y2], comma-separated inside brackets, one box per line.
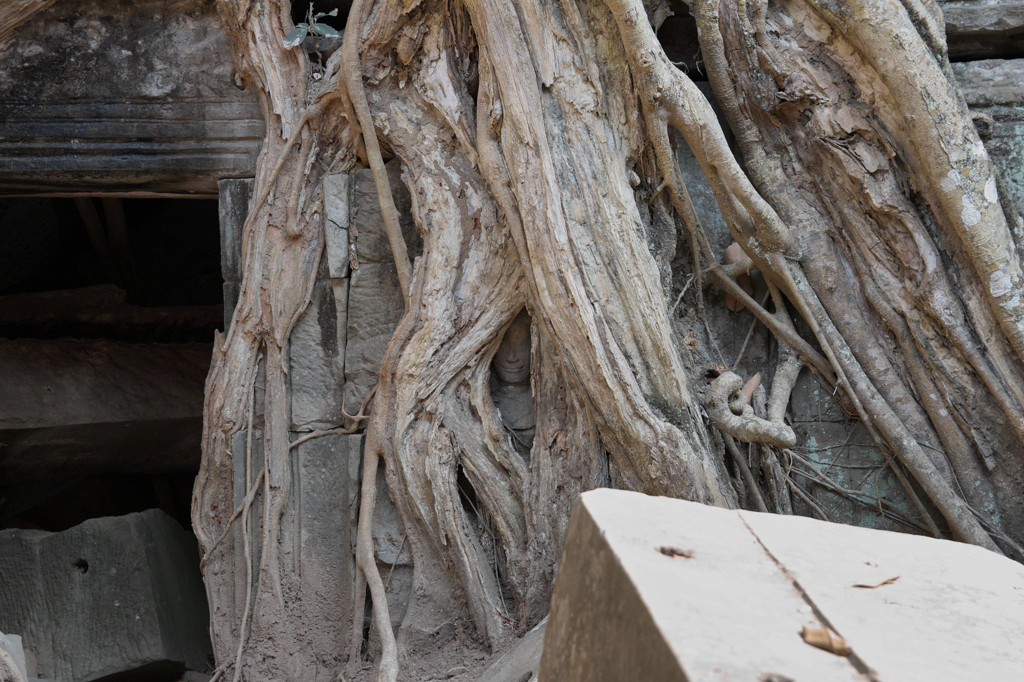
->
[0, 0, 264, 196]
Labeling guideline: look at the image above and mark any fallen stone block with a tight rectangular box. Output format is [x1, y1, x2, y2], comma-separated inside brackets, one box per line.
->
[0, 509, 212, 682]
[539, 489, 1024, 682]
[0, 632, 26, 682]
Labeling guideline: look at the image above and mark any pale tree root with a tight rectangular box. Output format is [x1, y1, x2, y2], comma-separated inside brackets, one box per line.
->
[706, 371, 796, 449]
[339, 0, 414, 675]
[603, 0, 1006, 551]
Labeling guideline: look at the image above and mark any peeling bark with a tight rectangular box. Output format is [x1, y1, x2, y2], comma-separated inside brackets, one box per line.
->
[188, 0, 1024, 679]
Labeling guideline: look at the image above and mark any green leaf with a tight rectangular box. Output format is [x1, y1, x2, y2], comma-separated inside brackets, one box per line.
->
[283, 25, 309, 48]
[327, 8, 338, 15]
[312, 23, 340, 37]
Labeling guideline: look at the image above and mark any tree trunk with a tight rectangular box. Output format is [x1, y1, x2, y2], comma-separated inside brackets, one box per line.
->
[192, 0, 1024, 679]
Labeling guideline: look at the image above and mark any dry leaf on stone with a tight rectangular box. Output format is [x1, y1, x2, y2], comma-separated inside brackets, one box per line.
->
[853, 576, 899, 589]
[801, 625, 852, 656]
[657, 546, 694, 559]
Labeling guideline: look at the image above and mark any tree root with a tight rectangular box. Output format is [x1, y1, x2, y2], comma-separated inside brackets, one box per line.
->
[785, 449, 934, 535]
[343, 0, 412, 298]
[723, 434, 769, 512]
[351, 427, 398, 682]
[706, 372, 796, 448]
[602, 0, 1010, 551]
[337, 0, 415, 675]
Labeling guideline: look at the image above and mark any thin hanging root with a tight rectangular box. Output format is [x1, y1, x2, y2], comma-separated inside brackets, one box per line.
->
[343, 0, 412, 300]
[234, 355, 262, 682]
[732, 290, 769, 369]
[342, 383, 378, 425]
[787, 478, 833, 522]
[353, 426, 399, 682]
[723, 433, 769, 512]
[288, 384, 377, 451]
[340, 0, 416, 676]
[784, 449, 933, 535]
[200, 469, 266, 569]
[344, 567, 367, 679]
[200, 353, 265, 570]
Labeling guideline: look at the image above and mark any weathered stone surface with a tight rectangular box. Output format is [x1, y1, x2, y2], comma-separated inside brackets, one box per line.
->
[350, 161, 419, 264]
[940, 1, 1024, 59]
[218, 178, 253, 283]
[539, 490, 1024, 682]
[292, 434, 356, 670]
[0, 510, 212, 681]
[0, 339, 209, 482]
[0, 0, 263, 196]
[343, 262, 405, 415]
[323, 173, 351, 279]
[476, 619, 546, 682]
[289, 275, 347, 431]
[0, 339, 209, 429]
[674, 88, 771, 379]
[0, 285, 221, 343]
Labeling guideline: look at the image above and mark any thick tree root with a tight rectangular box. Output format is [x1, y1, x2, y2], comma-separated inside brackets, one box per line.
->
[706, 372, 796, 449]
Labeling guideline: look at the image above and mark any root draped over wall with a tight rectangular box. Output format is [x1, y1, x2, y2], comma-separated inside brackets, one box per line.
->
[189, 0, 1024, 680]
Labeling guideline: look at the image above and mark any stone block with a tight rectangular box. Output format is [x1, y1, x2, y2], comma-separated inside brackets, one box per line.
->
[0, 339, 209, 429]
[222, 281, 240, 332]
[350, 161, 419, 264]
[323, 173, 351, 279]
[343, 262, 405, 415]
[788, 366, 849, 423]
[939, 1, 1024, 59]
[218, 179, 253, 283]
[293, 434, 356, 660]
[539, 489, 1024, 682]
[0, 510, 212, 682]
[289, 277, 348, 431]
[476, 619, 546, 682]
[0, 632, 27, 682]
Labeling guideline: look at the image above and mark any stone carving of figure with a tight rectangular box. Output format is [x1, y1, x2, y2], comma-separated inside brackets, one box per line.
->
[490, 308, 535, 458]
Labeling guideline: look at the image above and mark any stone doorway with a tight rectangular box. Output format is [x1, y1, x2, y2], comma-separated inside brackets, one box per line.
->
[0, 195, 223, 682]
